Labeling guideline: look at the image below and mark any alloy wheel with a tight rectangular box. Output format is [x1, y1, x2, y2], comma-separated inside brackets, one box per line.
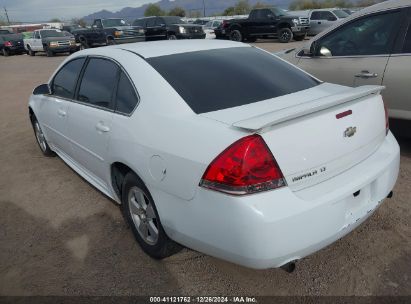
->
[128, 186, 159, 245]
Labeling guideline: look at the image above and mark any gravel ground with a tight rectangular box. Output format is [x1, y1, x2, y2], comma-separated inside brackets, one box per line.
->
[0, 40, 410, 297]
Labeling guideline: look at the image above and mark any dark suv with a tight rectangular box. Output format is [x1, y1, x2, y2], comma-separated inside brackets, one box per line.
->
[133, 16, 205, 40]
[0, 32, 25, 56]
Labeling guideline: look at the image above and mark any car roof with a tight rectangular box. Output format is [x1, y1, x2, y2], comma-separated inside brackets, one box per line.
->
[360, 0, 410, 13]
[111, 40, 249, 59]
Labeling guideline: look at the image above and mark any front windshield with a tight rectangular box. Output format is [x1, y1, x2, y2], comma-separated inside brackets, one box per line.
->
[163, 16, 186, 25]
[41, 30, 65, 38]
[102, 19, 128, 27]
[333, 10, 349, 18]
[271, 8, 289, 17]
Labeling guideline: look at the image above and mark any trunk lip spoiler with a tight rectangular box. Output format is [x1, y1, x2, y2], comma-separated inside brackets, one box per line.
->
[232, 85, 385, 131]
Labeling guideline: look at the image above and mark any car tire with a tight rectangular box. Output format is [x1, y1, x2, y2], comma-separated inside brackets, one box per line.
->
[167, 34, 177, 40]
[278, 28, 293, 43]
[230, 29, 243, 42]
[2, 48, 9, 56]
[107, 38, 116, 45]
[79, 41, 89, 50]
[294, 34, 306, 41]
[121, 172, 182, 259]
[45, 46, 54, 57]
[28, 46, 35, 56]
[30, 115, 55, 157]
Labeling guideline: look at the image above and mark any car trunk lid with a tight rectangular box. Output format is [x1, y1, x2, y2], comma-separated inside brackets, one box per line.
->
[201, 83, 387, 191]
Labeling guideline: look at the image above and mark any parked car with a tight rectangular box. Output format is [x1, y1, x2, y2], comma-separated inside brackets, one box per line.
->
[0, 32, 25, 56]
[0, 29, 12, 34]
[72, 18, 145, 48]
[132, 16, 205, 40]
[223, 7, 310, 43]
[203, 20, 222, 39]
[23, 29, 77, 57]
[28, 40, 399, 270]
[308, 9, 349, 35]
[278, 0, 411, 121]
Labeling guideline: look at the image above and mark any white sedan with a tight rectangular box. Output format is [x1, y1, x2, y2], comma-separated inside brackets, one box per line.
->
[28, 40, 400, 270]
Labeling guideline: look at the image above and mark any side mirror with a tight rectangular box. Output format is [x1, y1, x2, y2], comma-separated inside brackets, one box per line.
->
[33, 84, 50, 95]
[159, 23, 166, 27]
[320, 46, 332, 57]
[327, 16, 337, 21]
[267, 14, 274, 19]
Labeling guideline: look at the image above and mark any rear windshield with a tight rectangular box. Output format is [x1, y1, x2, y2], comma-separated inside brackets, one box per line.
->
[147, 47, 319, 114]
[333, 10, 349, 18]
[41, 30, 65, 38]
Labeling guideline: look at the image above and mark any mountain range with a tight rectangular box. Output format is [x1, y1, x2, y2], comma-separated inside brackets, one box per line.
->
[82, 0, 295, 22]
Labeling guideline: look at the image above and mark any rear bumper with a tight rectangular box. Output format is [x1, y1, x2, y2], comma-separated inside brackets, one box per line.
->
[291, 25, 310, 35]
[154, 132, 400, 269]
[49, 45, 77, 53]
[6, 46, 25, 53]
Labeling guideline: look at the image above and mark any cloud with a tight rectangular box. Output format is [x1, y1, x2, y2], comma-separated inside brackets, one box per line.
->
[1, 0, 156, 22]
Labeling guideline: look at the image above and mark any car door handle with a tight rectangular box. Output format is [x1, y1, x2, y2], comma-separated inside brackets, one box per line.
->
[355, 71, 378, 79]
[57, 109, 66, 117]
[95, 122, 110, 133]
[318, 22, 322, 24]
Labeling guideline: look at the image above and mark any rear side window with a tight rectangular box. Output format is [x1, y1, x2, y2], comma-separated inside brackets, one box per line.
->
[115, 72, 139, 114]
[77, 58, 119, 109]
[52, 58, 85, 99]
[147, 47, 319, 114]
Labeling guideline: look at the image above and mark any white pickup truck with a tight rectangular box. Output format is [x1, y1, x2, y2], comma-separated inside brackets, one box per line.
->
[24, 29, 78, 57]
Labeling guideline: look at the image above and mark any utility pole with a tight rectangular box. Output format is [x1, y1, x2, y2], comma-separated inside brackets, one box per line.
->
[202, 0, 206, 17]
[3, 6, 10, 24]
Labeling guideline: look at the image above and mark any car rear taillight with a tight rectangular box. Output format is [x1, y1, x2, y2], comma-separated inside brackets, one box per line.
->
[4, 41, 12, 47]
[200, 134, 286, 195]
[383, 100, 389, 135]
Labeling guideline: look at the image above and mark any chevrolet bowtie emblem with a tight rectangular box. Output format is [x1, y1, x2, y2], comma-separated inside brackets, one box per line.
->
[344, 126, 357, 138]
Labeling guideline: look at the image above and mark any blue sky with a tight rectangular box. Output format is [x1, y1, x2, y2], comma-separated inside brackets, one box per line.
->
[1, 0, 158, 22]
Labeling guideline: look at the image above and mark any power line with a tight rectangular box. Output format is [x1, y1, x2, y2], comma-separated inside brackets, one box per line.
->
[3, 6, 10, 24]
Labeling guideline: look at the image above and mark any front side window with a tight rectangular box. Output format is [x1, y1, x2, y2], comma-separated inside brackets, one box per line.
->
[133, 19, 144, 27]
[146, 18, 156, 27]
[316, 11, 401, 56]
[77, 58, 119, 109]
[115, 72, 139, 114]
[52, 58, 86, 99]
[310, 11, 321, 20]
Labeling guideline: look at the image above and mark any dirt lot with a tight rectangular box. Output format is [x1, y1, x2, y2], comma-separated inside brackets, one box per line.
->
[0, 41, 410, 297]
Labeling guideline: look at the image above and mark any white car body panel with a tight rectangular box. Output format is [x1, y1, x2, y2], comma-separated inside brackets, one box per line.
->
[29, 40, 400, 269]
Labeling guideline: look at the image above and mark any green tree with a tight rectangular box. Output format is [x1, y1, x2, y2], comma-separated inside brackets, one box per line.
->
[222, 6, 236, 16]
[71, 18, 87, 28]
[168, 6, 186, 17]
[49, 18, 61, 22]
[144, 4, 165, 17]
[234, 0, 251, 15]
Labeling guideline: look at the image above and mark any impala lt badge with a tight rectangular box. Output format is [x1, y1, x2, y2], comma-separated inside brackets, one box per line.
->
[344, 126, 357, 138]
